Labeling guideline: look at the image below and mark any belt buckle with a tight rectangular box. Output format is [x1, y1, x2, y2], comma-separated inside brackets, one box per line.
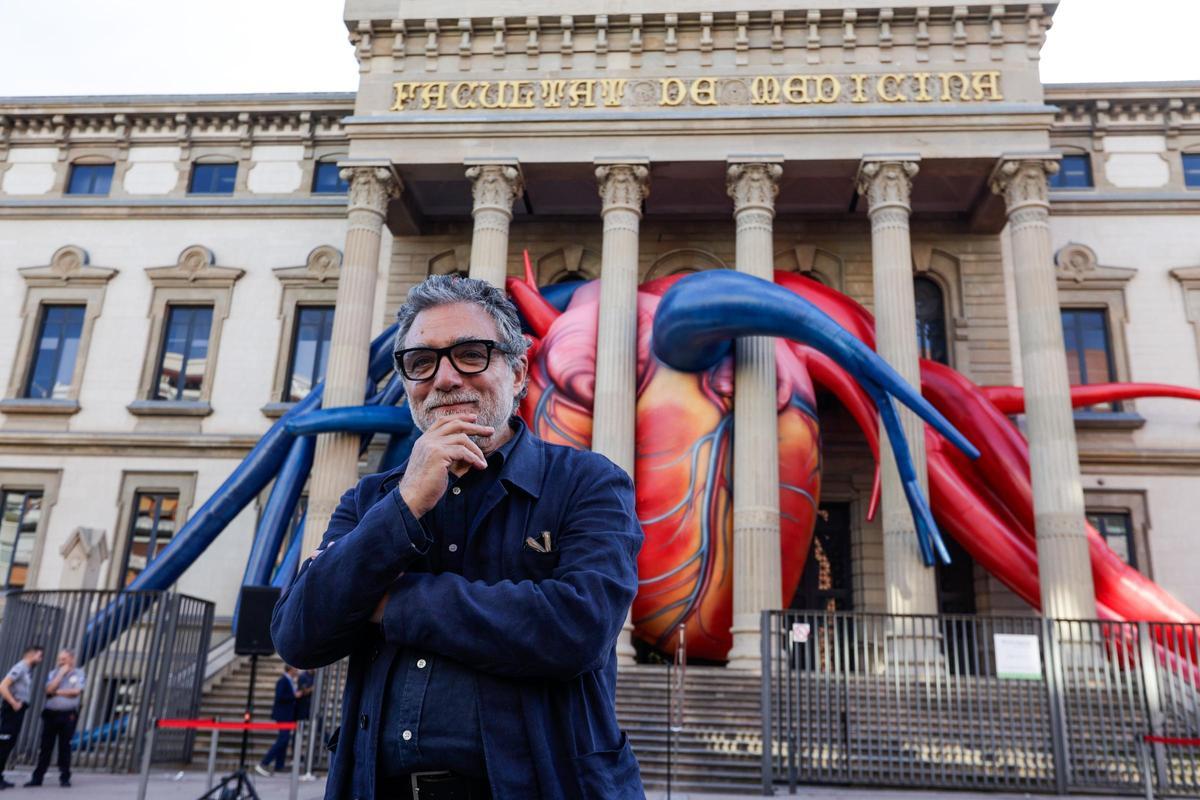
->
[410, 770, 453, 798]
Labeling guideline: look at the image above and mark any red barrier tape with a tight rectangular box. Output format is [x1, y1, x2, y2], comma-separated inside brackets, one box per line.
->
[156, 719, 297, 731]
[1144, 735, 1200, 746]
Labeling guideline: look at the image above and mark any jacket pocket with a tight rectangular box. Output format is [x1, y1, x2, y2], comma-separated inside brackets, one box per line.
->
[572, 732, 642, 799]
[520, 546, 559, 580]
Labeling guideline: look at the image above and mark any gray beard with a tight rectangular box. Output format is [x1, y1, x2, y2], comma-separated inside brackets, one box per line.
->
[412, 389, 514, 448]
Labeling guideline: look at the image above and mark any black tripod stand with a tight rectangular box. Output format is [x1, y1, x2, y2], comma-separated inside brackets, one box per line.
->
[196, 655, 262, 800]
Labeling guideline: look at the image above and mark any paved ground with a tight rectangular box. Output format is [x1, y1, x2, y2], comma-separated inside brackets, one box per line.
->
[0, 769, 1134, 799]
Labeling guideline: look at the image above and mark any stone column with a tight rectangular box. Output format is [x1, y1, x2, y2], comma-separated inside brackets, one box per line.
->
[725, 160, 783, 671]
[593, 161, 650, 666]
[466, 162, 523, 289]
[856, 157, 940, 617]
[991, 157, 1096, 620]
[303, 167, 400, 558]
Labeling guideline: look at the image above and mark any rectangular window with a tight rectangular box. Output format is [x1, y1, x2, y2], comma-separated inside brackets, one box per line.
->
[66, 164, 114, 196]
[1049, 154, 1094, 189]
[188, 163, 237, 195]
[286, 306, 334, 401]
[153, 305, 213, 401]
[1087, 510, 1136, 569]
[121, 491, 179, 587]
[24, 304, 85, 400]
[1184, 154, 1200, 189]
[0, 491, 42, 590]
[1061, 308, 1117, 411]
[312, 162, 349, 194]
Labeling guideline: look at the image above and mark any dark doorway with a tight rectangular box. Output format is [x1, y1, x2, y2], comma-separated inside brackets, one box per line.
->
[937, 535, 978, 674]
[790, 502, 854, 612]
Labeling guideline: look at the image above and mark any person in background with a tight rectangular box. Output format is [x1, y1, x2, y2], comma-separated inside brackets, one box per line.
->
[293, 669, 314, 773]
[0, 644, 44, 790]
[24, 649, 85, 788]
[255, 664, 298, 777]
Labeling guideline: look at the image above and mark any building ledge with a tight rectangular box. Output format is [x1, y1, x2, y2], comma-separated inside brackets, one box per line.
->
[0, 398, 80, 415]
[1074, 411, 1146, 431]
[260, 402, 297, 419]
[126, 400, 213, 418]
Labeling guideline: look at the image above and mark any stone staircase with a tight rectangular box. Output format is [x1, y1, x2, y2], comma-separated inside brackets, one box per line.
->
[190, 653, 297, 772]
[189, 658, 766, 791]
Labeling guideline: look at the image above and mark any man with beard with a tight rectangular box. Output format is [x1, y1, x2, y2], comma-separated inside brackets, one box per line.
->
[272, 275, 644, 800]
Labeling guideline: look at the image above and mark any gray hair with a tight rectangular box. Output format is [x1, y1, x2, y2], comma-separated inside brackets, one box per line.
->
[394, 274, 529, 382]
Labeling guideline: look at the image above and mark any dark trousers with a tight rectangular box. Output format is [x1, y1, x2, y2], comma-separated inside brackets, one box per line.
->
[31, 708, 77, 784]
[261, 729, 291, 771]
[0, 704, 27, 774]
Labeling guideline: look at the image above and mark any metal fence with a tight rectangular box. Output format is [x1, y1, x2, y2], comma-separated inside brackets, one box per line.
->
[0, 590, 213, 772]
[762, 610, 1200, 797]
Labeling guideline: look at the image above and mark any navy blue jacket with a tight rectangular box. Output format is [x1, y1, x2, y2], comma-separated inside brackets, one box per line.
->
[271, 423, 645, 799]
[270, 674, 297, 723]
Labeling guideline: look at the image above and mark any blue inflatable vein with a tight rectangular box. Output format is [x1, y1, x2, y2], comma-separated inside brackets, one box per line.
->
[651, 271, 979, 567]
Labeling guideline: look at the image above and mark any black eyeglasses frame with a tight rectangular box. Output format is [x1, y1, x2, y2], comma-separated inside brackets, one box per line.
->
[393, 339, 513, 382]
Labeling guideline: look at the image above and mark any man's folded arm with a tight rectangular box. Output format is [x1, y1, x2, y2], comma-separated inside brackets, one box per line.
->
[380, 463, 641, 679]
[272, 483, 430, 669]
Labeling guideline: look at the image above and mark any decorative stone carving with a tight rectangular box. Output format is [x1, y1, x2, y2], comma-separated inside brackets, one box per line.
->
[145, 246, 243, 288]
[726, 162, 782, 214]
[58, 527, 108, 591]
[1055, 242, 1098, 283]
[989, 158, 1059, 211]
[274, 245, 343, 287]
[466, 163, 523, 216]
[596, 164, 649, 215]
[19, 246, 117, 288]
[341, 166, 401, 217]
[856, 160, 919, 213]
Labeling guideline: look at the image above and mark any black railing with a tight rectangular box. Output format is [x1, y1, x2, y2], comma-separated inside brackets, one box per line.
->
[762, 610, 1200, 797]
[0, 589, 213, 772]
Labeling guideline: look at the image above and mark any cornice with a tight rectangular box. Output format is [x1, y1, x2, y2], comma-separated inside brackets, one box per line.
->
[0, 430, 260, 458]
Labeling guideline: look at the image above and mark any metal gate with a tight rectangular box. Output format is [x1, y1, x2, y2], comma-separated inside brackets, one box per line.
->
[0, 590, 213, 772]
[762, 611, 1200, 796]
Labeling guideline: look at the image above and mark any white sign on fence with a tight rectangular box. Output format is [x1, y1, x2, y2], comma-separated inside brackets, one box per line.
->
[993, 633, 1042, 680]
[791, 622, 811, 644]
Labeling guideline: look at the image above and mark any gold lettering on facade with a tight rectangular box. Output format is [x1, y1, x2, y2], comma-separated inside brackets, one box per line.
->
[659, 78, 686, 106]
[939, 72, 971, 101]
[849, 74, 869, 103]
[452, 81, 478, 109]
[690, 77, 718, 106]
[972, 71, 1003, 101]
[419, 82, 449, 110]
[568, 80, 597, 108]
[751, 76, 781, 105]
[387, 71, 1006, 111]
[599, 79, 627, 107]
[506, 81, 536, 109]
[782, 75, 811, 104]
[912, 73, 933, 102]
[813, 75, 841, 103]
[391, 82, 420, 111]
[876, 74, 907, 103]
[541, 80, 568, 108]
[478, 82, 505, 109]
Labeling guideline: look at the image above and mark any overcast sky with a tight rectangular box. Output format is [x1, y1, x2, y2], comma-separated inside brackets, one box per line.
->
[0, 0, 1196, 97]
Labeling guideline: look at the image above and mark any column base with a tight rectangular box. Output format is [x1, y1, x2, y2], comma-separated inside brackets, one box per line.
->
[616, 612, 636, 668]
[725, 614, 764, 672]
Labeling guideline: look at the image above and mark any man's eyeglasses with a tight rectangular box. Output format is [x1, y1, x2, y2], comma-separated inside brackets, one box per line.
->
[394, 339, 512, 382]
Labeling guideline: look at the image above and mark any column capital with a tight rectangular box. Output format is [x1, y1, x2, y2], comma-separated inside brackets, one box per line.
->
[595, 163, 650, 215]
[726, 161, 782, 216]
[855, 158, 919, 214]
[340, 166, 401, 217]
[466, 162, 523, 217]
[989, 155, 1061, 213]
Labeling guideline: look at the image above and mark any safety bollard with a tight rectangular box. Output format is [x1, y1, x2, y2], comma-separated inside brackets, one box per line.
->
[289, 721, 303, 800]
[136, 720, 156, 800]
[206, 724, 219, 792]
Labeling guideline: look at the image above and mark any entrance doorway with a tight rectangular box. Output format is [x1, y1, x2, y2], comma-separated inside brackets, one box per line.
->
[790, 502, 853, 612]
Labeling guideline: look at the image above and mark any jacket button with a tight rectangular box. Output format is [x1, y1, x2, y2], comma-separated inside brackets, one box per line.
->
[359, 714, 368, 730]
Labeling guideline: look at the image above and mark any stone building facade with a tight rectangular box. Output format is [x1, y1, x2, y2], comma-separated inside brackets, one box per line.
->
[1, 2, 1199, 660]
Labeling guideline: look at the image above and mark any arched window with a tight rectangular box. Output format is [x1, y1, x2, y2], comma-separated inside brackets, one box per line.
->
[914, 276, 949, 365]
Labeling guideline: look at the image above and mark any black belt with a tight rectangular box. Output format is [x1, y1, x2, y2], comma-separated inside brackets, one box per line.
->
[382, 770, 491, 800]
